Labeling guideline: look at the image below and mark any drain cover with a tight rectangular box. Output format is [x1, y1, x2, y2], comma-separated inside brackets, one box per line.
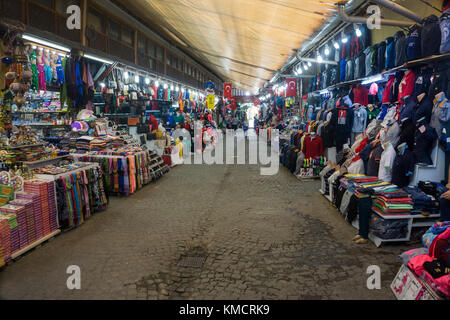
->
[177, 255, 207, 268]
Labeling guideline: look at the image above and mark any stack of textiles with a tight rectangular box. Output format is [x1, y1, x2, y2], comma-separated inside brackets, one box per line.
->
[372, 192, 413, 216]
[24, 180, 58, 235]
[9, 199, 36, 245]
[0, 205, 27, 249]
[53, 165, 108, 230]
[370, 214, 409, 239]
[0, 213, 19, 254]
[404, 187, 440, 215]
[15, 192, 44, 240]
[0, 216, 11, 263]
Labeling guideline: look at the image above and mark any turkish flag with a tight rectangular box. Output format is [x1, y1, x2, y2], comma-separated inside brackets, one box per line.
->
[224, 83, 232, 99]
[286, 78, 297, 97]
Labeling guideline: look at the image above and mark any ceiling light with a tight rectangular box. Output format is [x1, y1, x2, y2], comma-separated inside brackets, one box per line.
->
[135, 75, 140, 83]
[171, 84, 174, 90]
[298, 68, 303, 74]
[324, 47, 330, 56]
[333, 42, 340, 50]
[356, 28, 362, 37]
[124, 72, 129, 79]
[342, 37, 348, 44]
[22, 34, 71, 52]
[308, 61, 312, 67]
[317, 55, 323, 63]
[176, 86, 179, 91]
[164, 83, 168, 89]
[83, 54, 114, 65]
[145, 78, 150, 85]
[304, 65, 308, 71]
[155, 80, 159, 87]
[100, 82, 105, 88]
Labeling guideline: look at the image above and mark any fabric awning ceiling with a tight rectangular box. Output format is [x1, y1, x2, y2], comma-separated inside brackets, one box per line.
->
[118, 0, 336, 91]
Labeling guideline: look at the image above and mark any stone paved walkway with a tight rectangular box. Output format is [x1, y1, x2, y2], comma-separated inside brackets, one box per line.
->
[0, 159, 409, 299]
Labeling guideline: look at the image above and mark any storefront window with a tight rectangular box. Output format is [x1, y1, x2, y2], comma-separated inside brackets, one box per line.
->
[87, 8, 104, 33]
[122, 26, 133, 47]
[107, 19, 120, 40]
[156, 46, 163, 62]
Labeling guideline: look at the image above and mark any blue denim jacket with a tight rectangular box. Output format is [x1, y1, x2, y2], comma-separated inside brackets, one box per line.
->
[352, 107, 367, 133]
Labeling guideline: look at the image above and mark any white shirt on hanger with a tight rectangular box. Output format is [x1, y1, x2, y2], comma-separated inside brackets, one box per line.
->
[378, 143, 397, 182]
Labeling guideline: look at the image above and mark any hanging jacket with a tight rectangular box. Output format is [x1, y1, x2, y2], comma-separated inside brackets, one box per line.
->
[377, 41, 386, 73]
[391, 147, 415, 187]
[406, 24, 422, 61]
[399, 95, 417, 122]
[340, 58, 346, 83]
[398, 70, 416, 101]
[390, 71, 404, 103]
[382, 75, 395, 104]
[440, 10, 450, 54]
[352, 106, 367, 133]
[414, 68, 433, 97]
[345, 57, 354, 81]
[353, 85, 369, 106]
[371, 43, 379, 74]
[421, 15, 442, 57]
[394, 31, 407, 67]
[364, 46, 374, 77]
[413, 94, 434, 124]
[385, 37, 396, 70]
[414, 120, 438, 165]
[355, 50, 365, 79]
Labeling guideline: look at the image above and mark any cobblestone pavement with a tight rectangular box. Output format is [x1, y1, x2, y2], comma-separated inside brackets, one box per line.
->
[0, 156, 409, 299]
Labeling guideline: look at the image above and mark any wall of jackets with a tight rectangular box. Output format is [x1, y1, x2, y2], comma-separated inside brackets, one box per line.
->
[55, 166, 108, 230]
[308, 11, 450, 94]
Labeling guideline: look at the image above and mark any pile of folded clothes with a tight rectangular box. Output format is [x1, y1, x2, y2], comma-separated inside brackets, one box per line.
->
[404, 186, 440, 216]
[372, 189, 413, 217]
[370, 214, 409, 239]
[400, 222, 450, 298]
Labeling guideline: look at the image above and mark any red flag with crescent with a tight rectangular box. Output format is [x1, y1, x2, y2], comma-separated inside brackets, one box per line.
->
[286, 78, 297, 97]
[224, 83, 232, 99]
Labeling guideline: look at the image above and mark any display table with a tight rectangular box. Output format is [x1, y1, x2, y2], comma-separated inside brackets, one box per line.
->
[319, 175, 440, 247]
[33, 162, 107, 230]
[70, 150, 168, 196]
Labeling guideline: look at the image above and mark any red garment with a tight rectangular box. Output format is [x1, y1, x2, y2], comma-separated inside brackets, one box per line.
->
[398, 70, 416, 101]
[302, 135, 323, 159]
[353, 85, 368, 106]
[150, 115, 158, 131]
[382, 75, 395, 104]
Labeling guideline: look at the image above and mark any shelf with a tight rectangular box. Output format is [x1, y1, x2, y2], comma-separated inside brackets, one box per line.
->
[11, 229, 61, 260]
[13, 111, 68, 114]
[308, 52, 450, 95]
[7, 143, 46, 150]
[23, 155, 70, 166]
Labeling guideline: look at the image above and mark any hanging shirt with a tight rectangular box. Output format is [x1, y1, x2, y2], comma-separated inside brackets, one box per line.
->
[378, 143, 397, 182]
[302, 135, 323, 159]
[398, 70, 416, 101]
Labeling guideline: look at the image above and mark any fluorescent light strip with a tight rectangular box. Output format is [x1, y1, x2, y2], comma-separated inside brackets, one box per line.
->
[22, 34, 70, 52]
[361, 74, 384, 85]
[84, 54, 113, 65]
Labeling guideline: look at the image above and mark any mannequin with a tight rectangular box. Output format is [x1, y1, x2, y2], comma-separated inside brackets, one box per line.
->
[36, 49, 46, 91]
